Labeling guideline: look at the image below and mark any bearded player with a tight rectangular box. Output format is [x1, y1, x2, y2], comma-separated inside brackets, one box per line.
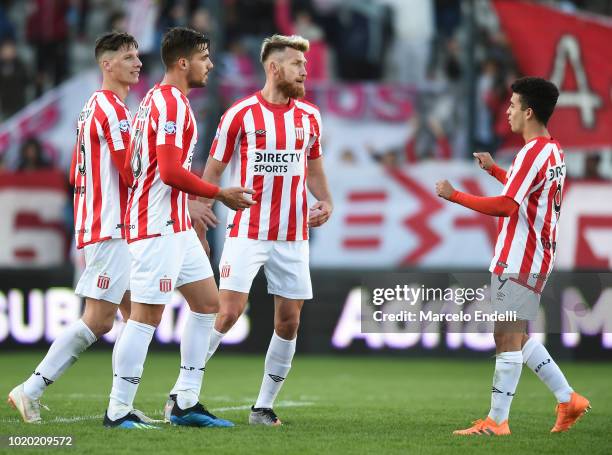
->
[436, 77, 590, 435]
[8, 32, 149, 423]
[178, 34, 332, 426]
[103, 27, 254, 429]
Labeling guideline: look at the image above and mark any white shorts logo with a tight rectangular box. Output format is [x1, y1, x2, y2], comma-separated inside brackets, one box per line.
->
[164, 121, 177, 134]
[160, 278, 172, 293]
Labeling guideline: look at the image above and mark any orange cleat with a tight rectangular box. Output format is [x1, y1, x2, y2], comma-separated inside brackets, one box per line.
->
[551, 392, 590, 433]
[453, 417, 511, 436]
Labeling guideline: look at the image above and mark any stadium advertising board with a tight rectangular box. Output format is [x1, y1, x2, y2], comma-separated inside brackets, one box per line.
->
[0, 268, 610, 359]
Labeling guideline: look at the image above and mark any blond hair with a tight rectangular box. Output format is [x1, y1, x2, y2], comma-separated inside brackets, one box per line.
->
[260, 34, 309, 64]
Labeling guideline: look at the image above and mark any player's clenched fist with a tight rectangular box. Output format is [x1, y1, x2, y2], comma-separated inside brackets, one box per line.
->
[473, 152, 495, 171]
[435, 180, 455, 200]
[308, 200, 333, 227]
[215, 187, 257, 210]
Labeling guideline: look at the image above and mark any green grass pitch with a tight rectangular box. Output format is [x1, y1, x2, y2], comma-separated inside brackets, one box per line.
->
[0, 352, 610, 454]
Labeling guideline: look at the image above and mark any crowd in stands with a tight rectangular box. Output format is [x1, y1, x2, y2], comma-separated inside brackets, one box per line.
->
[0, 0, 609, 176]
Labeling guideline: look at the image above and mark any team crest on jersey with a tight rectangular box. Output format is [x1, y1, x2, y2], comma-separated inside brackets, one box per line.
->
[160, 278, 172, 293]
[97, 274, 110, 290]
[220, 263, 231, 278]
[119, 119, 130, 133]
[295, 127, 304, 141]
[164, 121, 177, 134]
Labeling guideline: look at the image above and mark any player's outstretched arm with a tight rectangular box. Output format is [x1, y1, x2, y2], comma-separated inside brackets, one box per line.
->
[473, 152, 507, 184]
[158, 144, 221, 198]
[435, 179, 518, 217]
[306, 157, 333, 227]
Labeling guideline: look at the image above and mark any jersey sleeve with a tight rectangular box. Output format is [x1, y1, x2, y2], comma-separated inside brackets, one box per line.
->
[501, 142, 548, 204]
[308, 109, 323, 159]
[102, 97, 131, 153]
[210, 108, 243, 163]
[154, 89, 189, 151]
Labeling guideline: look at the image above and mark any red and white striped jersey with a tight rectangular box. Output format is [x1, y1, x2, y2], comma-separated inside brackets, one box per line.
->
[210, 91, 322, 241]
[125, 84, 197, 242]
[73, 90, 132, 248]
[490, 137, 566, 290]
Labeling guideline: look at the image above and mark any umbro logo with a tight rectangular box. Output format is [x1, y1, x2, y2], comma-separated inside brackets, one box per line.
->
[121, 376, 141, 384]
[491, 386, 503, 394]
[268, 374, 285, 383]
[255, 129, 266, 136]
[35, 371, 54, 386]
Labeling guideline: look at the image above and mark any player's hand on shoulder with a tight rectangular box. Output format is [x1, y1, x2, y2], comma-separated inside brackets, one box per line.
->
[216, 187, 257, 211]
[308, 200, 333, 227]
[188, 198, 218, 229]
[435, 180, 455, 200]
[473, 152, 495, 171]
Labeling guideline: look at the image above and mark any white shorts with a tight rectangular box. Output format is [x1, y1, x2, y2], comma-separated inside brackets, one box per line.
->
[129, 229, 213, 305]
[491, 273, 542, 321]
[219, 237, 312, 300]
[75, 239, 130, 305]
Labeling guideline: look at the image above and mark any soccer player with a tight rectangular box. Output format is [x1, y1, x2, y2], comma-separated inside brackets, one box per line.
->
[8, 32, 145, 423]
[191, 34, 333, 426]
[436, 77, 590, 435]
[104, 27, 255, 429]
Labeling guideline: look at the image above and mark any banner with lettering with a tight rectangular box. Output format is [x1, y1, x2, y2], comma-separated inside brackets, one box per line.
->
[494, 0, 612, 149]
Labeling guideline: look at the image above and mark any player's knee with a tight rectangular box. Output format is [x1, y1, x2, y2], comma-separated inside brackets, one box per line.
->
[275, 318, 300, 339]
[86, 318, 115, 337]
[216, 309, 241, 331]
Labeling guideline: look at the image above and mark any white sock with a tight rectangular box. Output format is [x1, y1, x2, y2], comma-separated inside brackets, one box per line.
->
[488, 351, 523, 424]
[108, 320, 155, 420]
[172, 311, 216, 410]
[205, 328, 225, 363]
[522, 337, 573, 403]
[23, 319, 96, 400]
[254, 332, 296, 409]
[111, 319, 126, 375]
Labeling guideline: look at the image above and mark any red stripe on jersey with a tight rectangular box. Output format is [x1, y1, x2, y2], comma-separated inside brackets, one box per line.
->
[301, 160, 308, 239]
[494, 215, 519, 275]
[119, 175, 127, 238]
[286, 175, 300, 241]
[267, 175, 284, 239]
[274, 113, 286, 150]
[294, 109, 304, 150]
[90, 111, 103, 240]
[181, 192, 187, 231]
[519, 177, 546, 272]
[537, 161, 559, 285]
[170, 187, 180, 232]
[248, 175, 265, 239]
[229, 124, 250, 237]
[102, 92, 130, 151]
[505, 142, 544, 200]
[251, 104, 266, 149]
[137, 102, 160, 239]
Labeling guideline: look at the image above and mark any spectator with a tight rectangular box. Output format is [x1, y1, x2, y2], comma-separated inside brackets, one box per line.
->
[107, 9, 127, 33]
[17, 137, 51, 172]
[0, 2, 16, 42]
[220, 39, 257, 84]
[332, 0, 394, 80]
[25, 0, 70, 96]
[275, 0, 329, 81]
[583, 153, 605, 180]
[0, 39, 30, 119]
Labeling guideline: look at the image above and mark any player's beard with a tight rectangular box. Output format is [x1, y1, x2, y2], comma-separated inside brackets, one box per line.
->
[278, 77, 305, 99]
[188, 75, 207, 88]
